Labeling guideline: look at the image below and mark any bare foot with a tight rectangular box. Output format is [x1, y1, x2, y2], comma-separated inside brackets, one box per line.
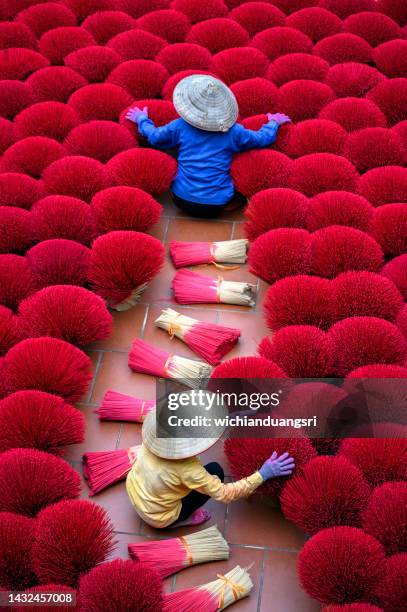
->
[169, 509, 212, 528]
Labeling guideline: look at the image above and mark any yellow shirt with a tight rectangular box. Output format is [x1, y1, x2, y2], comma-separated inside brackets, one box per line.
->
[126, 444, 264, 528]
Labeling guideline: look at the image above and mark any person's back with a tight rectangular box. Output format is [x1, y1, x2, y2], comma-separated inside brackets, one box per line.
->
[174, 118, 246, 205]
[126, 74, 291, 217]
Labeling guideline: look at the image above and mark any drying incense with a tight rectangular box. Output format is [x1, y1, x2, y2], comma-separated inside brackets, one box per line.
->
[128, 338, 212, 389]
[82, 446, 140, 496]
[128, 526, 230, 578]
[170, 239, 249, 268]
[163, 565, 254, 611]
[155, 308, 240, 365]
[172, 269, 255, 306]
[95, 390, 155, 422]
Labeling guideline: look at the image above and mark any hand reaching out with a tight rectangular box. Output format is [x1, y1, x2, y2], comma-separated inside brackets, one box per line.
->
[267, 112, 291, 126]
[125, 106, 148, 123]
[259, 451, 295, 481]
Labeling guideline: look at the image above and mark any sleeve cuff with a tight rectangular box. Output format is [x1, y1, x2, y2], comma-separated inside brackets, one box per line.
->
[249, 471, 264, 486]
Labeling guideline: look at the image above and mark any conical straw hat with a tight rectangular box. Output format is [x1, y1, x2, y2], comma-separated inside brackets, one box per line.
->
[142, 391, 226, 460]
[173, 75, 238, 132]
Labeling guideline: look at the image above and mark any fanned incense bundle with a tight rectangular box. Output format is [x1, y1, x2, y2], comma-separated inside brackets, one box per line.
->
[170, 239, 248, 268]
[128, 526, 230, 578]
[155, 308, 241, 365]
[95, 390, 155, 422]
[128, 338, 212, 389]
[163, 565, 253, 611]
[82, 446, 140, 496]
[172, 269, 255, 307]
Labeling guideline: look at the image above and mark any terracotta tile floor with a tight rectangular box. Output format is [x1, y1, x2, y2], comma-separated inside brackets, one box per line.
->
[70, 196, 320, 611]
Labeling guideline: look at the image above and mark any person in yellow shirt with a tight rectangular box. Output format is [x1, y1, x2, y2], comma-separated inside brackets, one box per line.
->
[126, 409, 295, 529]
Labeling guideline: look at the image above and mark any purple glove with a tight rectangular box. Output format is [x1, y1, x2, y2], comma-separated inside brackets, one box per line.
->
[125, 106, 148, 123]
[259, 451, 295, 481]
[267, 112, 291, 126]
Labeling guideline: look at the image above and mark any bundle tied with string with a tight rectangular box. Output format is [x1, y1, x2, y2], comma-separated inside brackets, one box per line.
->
[129, 338, 212, 390]
[163, 565, 253, 611]
[155, 308, 240, 365]
[170, 239, 248, 268]
[95, 390, 155, 422]
[172, 269, 255, 307]
[128, 525, 230, 578]
[82, 445, 141, 496]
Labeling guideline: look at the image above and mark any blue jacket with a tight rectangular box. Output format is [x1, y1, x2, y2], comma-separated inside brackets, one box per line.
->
[136, 115, 280, 205]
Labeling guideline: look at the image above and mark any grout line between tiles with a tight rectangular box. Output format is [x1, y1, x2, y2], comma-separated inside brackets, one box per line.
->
[161, 216, 170, 244]
[163, 215, 234, 226]
[257, 548, 267, 612]
[115, 423, 124, 449]
[86, 351, 103, 404]
[140, 304, 150, 339]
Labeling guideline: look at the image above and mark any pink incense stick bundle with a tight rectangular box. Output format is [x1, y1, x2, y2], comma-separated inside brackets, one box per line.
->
[128, 526, 229, 578]
[170, 239, 248, 268]
[95, 390, 155, 422]
[155, 308, 240, 365]
[163, 565, 253, 612]
[82, 446, 140, 496]
[128, 338, 212, 389]
[172, 269, 255, 306]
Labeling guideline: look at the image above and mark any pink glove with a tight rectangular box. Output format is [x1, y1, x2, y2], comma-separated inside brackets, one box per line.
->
[267, 113, 291, 126]
[125, 106, 148, 123]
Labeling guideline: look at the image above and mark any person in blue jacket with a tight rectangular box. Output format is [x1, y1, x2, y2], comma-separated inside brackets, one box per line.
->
[126, 74, 291, 218]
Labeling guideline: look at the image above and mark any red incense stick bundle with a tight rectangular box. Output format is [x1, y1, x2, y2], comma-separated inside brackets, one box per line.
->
[163, 565, 253, 611]
[155, 308, 240, 365]
[170, 239, 248, 268]
[128, 526, 229, 578]
[82, 446, 140, 496]
[95, 390, 155, 422]
[128, 338, 212, 389]
[172, 269, 255, 306]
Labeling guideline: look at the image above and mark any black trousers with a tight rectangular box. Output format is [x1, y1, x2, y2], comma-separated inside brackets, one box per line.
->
[172, 192, 245, 219]
[174, 462, 225, 523]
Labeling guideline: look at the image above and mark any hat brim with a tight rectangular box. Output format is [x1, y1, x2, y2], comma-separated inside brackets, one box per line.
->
[173, 74, 238, 132]
[142, 409, 223, 460]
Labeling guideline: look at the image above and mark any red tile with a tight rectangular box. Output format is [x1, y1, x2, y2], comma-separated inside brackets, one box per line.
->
[90, 351, 156, 405]
[260, 551, 320, 612]
[148, 216, 169, 242]
[172, 545, 264, 612]
[140, 258, 176, 305]
[256, 279, 270, 309]
[166, 218, 233, 244]
[73, 448, 138, 530]
[222, 204, 247, 222]
[110, 532, 144, 560]
[158, 192, 188, 218]
[217, 311, 268, 358]
[82, 349, 101, 403]
[225, 497, 306, 550]
[117, 422, 142, 449]
[64, 404, 121, 461]
[89, 305, 147, 352]
[232, 222, 247, 239]
[86, 473, 143, 535]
